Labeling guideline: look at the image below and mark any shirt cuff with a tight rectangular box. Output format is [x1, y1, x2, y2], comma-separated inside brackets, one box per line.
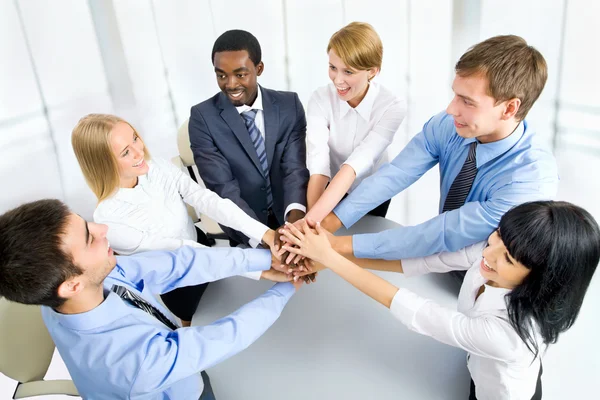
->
[269, 282, 295, 298]
[351, 233, 377, 258]
[307, 159, 331, 179]
[284, 203, 306, 220]
[242, 270, 262, 280]
[400, 257, 431, 278]
[389, 288, 429, 329]
[333, 202, 358, 229]
[244, 220, 271, 246]
[248, 238, 260, 249]
[342, 157, 371, 181]
[244, 249, 272, 273]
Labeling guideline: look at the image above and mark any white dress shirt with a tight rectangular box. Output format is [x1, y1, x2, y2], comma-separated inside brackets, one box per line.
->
[306, 82, 406, 191]
[393, 241, 542, 400]
[236, 86, 306, 218]
[94, 158, 270, 279]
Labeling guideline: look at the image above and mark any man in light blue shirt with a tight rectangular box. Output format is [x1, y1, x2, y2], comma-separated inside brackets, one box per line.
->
[320, 35, 558, 260]
[0, 199, 300, 399]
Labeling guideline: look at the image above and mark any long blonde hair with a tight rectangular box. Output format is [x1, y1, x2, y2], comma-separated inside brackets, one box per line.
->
[71, 114, 151, 202]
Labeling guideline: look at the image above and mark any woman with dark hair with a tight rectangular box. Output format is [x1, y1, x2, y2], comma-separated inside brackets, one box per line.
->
[280, 201, 600, 399]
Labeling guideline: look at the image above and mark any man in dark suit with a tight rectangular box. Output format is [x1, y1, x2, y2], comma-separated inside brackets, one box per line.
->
[189, 30, 309, 247]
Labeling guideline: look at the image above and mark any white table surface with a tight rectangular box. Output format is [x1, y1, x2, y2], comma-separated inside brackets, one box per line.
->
[193, 216, 471, 400]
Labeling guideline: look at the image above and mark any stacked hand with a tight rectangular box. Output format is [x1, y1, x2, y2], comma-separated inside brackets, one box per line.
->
[263, 228, 317, 284]
[277, 219, 334, 280]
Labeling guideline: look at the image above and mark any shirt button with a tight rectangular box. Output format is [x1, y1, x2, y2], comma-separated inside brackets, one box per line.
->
[260, 187, 266, 191]
[262, 209, 267, 214]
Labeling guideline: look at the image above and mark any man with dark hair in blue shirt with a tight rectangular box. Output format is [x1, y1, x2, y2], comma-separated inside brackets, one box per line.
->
[0, 199, 301, 399]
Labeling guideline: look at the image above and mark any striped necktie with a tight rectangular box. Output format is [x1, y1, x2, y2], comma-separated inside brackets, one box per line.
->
[241, 109, 274, 209]
[442, 142, 478, 213]
[111, 285, 179, 330]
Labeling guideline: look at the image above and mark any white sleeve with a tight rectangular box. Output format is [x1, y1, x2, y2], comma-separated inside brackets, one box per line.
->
[102, 220, 205, 256]
[390, 288, 523, 362]
[306, 91, 332, 178]
[162, 160, 269, 244]
[401, 241, 487, 277]
[343, 100, 406, 179]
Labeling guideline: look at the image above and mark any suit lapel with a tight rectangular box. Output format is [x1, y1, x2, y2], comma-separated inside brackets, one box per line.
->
[261, 88, 279, 171]
[217, 92, 263, 176]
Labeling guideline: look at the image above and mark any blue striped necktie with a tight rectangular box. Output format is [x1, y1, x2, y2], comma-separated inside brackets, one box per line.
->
[111, 285, 179, 330]
[241, 109, 274, 209]
[442, 142, 478, 213]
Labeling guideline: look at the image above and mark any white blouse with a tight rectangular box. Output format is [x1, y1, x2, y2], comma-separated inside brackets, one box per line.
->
[94, 158, 270, 278]
[306, 82, 406, 191]
[393, 242, 542, 400]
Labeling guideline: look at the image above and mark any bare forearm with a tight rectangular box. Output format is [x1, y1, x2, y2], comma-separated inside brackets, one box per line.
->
[321, 212, 343, 233]
[306, 175, 329, 211]
[306, 165, 356, 222]
[343, 254, 403, 273]
[324, 250, 399, 308]
[331, 235, 353, 256]
[287, 209, 306, 224]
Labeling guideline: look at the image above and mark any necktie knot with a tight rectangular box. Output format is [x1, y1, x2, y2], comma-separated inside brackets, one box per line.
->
[241, 109, 258, 124]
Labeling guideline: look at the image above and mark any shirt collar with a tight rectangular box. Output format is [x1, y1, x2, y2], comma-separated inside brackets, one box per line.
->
[110, 163, 151, 203]
[469, 261, 512, 311]
[48, 290, 132, 331]
[339, 82, 379, 120]
[462, 122, 525, 168]
[236, 85, 264, 115]
[45, 265, 142, 331]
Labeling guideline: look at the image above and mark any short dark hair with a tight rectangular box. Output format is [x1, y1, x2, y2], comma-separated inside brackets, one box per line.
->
[499, 201, 600, 357]
[211, 29, 262, 66]
[456, 35, 547, 121]
[0, 199, 82, 308]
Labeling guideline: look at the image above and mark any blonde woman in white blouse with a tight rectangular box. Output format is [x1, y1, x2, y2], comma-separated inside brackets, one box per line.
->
[72, 114, 286, 326]
[281, 201, 600, 399]
[304, 22, 406, 223]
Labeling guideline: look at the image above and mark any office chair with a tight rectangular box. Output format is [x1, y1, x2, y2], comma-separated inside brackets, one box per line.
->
[172, 119, 228, 243]
[0, 298, 79, 398]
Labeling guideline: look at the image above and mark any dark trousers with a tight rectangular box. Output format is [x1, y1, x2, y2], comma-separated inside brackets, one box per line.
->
[199, 370, 216, 400]
[469, 364, 543, 400]
[366, 199, 391, 218]
[229, 208, 280, 248]
[160, 227, 211, 321]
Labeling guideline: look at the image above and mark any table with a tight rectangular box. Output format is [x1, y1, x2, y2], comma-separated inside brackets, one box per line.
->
[194, 215, 471, 399]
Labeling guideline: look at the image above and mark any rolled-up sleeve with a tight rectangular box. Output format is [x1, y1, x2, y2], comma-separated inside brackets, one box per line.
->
[306, 91, 332, 178]
[401, 241, 487, 277]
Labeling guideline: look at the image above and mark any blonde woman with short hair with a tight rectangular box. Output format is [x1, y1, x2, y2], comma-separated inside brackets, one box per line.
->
[304, 22, 406, 223]
[72, 114, 286, 326]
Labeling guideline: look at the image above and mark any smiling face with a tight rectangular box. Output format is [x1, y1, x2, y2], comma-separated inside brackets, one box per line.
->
[446, 73, 513, 143]
[109, 122, 149, 187]
[214, 50, 263, 107]
[328, 49, 376, 108]
[481, 230, 531, 289]
[58, 213, 117, 300]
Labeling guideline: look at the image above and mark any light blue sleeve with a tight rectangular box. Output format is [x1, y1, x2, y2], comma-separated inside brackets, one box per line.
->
[353, 179, 558, 259]
[115, 246, 271, 294]
[333, 113, 444, 228]
[129, 282, 295, 396]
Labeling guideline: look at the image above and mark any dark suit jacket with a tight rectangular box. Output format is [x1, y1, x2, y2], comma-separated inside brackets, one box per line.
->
[189, 86, 309, 244]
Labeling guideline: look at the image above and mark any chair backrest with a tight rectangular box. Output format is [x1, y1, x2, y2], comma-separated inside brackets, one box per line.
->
[0, 298, 56, 383]
[177, 119, 195, 167]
